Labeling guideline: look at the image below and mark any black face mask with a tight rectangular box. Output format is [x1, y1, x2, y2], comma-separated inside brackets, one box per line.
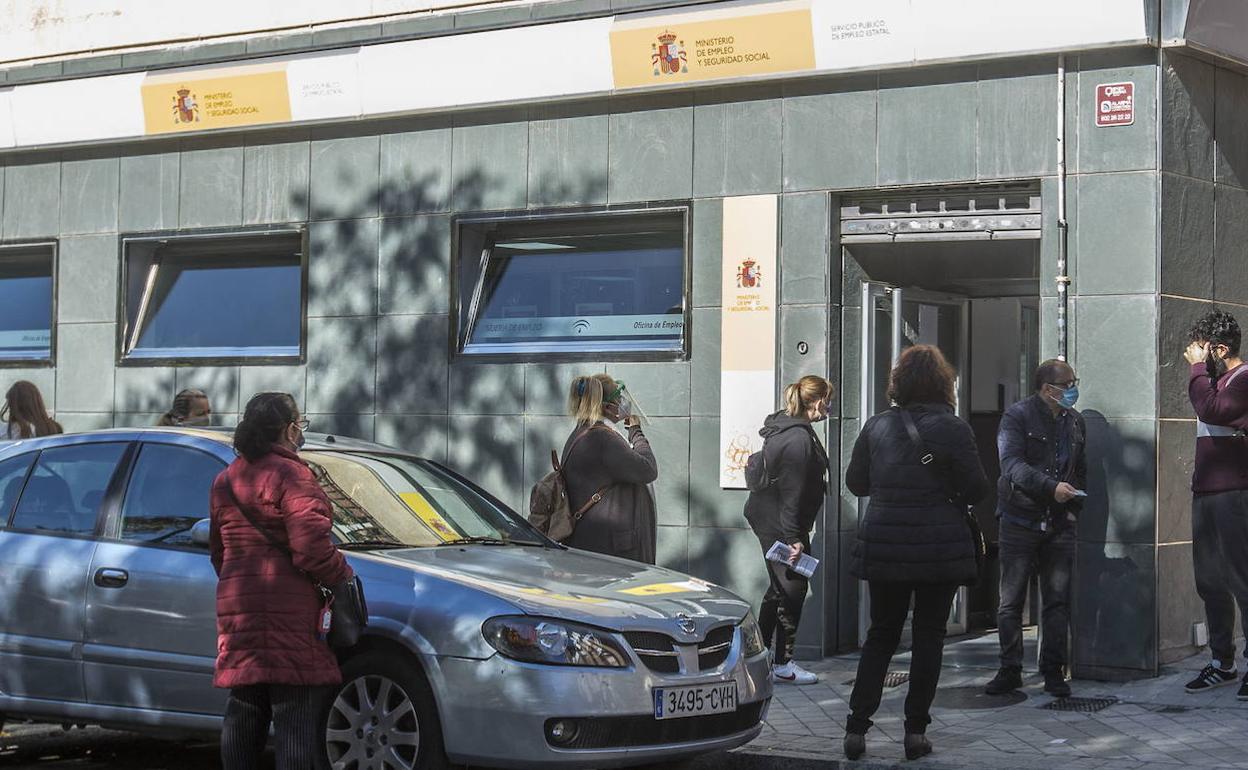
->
[1207, 347, 1230, 377]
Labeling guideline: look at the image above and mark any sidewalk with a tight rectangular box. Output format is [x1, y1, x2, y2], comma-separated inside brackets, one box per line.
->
[738, 651, 1248, 770]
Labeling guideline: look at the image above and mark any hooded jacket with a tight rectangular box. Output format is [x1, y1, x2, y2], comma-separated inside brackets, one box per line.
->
[847, 404, 988, 585]
[743, 412, 829, 546]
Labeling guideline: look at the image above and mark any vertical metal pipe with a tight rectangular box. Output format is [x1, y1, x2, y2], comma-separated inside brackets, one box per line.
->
[1056, 54, 1071, 361]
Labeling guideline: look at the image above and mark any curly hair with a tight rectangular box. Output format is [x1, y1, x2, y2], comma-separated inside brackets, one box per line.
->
[233, 392, 299, 461]
[1189, 310, 1241, 357]
[887, 345, 957, 408]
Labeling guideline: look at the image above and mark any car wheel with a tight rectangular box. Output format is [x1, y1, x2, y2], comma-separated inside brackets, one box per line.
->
[326, 651, 449, 770]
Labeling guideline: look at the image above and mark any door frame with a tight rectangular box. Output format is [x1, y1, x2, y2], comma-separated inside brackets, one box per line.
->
[856, 282, 973, 641]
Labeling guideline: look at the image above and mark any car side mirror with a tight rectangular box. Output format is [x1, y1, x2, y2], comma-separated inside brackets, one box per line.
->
[190, 518, 212, 549]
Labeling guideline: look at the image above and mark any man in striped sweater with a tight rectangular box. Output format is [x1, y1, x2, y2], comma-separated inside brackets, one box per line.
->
[1183, 310, 1248, 699]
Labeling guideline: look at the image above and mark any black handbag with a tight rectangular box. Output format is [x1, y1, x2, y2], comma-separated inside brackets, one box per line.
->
[897, 408, 987, 585]
[222, 483, 368, 649]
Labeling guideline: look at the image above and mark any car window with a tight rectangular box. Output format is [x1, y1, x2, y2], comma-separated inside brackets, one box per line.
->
[10, 443, 128, 535]
[301, 451, 540, 547]
[0, 452, 36, 525]
[119, 444, 225, 547]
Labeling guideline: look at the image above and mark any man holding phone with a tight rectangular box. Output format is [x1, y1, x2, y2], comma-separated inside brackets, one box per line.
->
[985, 360, 1087, 698]
[1182, 311, 1248, 699]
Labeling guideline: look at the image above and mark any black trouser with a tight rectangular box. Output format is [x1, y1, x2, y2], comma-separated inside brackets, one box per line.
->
[847, 581, 958, 735]
[996, 518, 1075, 674]
[1193, 490, 1248, 666]
[221, 684, 333, 770]
[756, 537, 809, 666]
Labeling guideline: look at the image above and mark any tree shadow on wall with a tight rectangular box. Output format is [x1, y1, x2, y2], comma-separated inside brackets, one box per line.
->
[1073, 410, 1158, 677]
[277, 113, 608, 512]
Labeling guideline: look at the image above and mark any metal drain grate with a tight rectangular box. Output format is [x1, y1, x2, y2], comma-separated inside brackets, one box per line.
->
[1153, 705, 1190, 714]
[1040, 696, 1118, 713]
[844, 671, 911, 688]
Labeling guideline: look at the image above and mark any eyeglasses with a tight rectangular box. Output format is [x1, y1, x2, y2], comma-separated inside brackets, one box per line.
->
[1047, 378, 1079, 389]
[293, 419, 310, 430]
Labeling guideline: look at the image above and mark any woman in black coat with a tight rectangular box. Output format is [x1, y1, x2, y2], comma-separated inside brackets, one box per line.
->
[743, 375, 832, 685]
[843, 345, 988, 762]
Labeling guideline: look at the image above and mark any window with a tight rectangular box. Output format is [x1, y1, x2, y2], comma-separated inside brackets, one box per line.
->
[10, 443, 127, 535]
[118, 444, 224, 547]
[0, 452, 36, 525]
[0, 244, 54, 363]
[121, 230, 304, 363]
[456, 210, 688, 358]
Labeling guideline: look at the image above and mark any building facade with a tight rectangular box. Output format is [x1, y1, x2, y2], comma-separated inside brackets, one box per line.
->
[2, 0, 1247, 680]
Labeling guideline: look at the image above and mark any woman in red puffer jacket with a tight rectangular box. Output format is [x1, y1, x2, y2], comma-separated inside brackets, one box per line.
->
[209, 392, 352, 770]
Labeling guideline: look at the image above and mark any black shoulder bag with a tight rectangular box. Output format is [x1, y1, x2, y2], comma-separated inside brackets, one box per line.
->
[897, 409, 987, 584]
[222, 483, 368, 649]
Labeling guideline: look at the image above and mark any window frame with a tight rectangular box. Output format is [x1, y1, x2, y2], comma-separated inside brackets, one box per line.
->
[450, 205, 692, 363]
[101, 440, 227, 552]
[2, 441, 137, 541]
[116, 226, 309, 367]
[0, 240, 58, 368]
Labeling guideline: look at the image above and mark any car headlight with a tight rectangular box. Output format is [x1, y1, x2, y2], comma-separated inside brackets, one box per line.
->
[740, 611, 767, 658]
[482, 616, 630, 668]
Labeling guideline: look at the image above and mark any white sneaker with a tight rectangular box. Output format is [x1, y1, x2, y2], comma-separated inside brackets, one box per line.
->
[773, 661, 819, 685]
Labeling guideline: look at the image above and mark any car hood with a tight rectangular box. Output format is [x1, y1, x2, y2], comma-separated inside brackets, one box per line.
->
[370, 545, 751, 641]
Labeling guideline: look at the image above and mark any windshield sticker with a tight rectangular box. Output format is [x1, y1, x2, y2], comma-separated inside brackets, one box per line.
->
[399, 492, 458, 542]
[619, 580, 713, 596]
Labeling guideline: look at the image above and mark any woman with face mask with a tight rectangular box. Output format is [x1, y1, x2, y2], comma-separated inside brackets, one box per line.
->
[209, 392, 350, 770]
[157, 389, 212, 427]
[560, 373, 659, 564]
[742, 375, 833, 686]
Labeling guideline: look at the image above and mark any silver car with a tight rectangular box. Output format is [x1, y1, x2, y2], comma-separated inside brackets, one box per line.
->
[0, 427, 772, 769]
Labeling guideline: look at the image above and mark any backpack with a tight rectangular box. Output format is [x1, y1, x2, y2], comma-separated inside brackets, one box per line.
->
[743, 445, 774, 492]
[528, 425, 611, 542]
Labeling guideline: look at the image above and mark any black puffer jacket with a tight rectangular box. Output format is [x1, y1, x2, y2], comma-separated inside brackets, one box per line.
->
[743, 412, 829, 546]
[846, 404, 988, 585]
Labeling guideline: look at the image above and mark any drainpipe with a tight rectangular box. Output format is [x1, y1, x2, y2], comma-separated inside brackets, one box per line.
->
[1056, 54, 1071, 361]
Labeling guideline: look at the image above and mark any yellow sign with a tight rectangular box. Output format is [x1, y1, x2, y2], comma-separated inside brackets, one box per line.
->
[618, 580, 710, 596]
[398, 492, 458, 542]
[142, 63, 291, 135]
[610, 1, 815, 89]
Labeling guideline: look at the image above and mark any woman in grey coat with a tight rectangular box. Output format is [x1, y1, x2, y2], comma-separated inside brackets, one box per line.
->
[561, 373, 659, 564]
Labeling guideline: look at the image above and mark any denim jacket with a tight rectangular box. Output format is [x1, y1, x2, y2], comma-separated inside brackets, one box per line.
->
[995, 394, 1087, 528]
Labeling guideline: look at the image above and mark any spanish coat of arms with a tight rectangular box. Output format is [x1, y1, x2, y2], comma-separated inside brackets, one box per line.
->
[737, 259, 761, 288]
[172, 88, 200, 124]
[652, 31, 688, 76]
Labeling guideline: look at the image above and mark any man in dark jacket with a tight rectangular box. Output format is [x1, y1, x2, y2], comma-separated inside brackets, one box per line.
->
[1181, 311, 1248, 698]
[985, 360, 1086, 699]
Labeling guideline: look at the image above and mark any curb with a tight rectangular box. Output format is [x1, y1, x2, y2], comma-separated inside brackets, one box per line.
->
[715, 746, 966, 769]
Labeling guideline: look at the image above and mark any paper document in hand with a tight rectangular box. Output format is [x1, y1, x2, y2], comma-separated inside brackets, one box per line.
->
[765, 540, 820, 578]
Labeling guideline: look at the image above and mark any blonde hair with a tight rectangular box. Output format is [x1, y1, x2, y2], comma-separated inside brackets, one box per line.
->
[568, 373, 617, 426]
[783, 375, 834, 418]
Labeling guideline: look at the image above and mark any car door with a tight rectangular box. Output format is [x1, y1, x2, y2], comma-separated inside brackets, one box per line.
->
[83, 441, 228, 715]
[0, 441, 131, 703]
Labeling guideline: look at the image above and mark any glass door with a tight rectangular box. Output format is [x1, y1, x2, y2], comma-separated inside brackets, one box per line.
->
[858, 283, 971, 641]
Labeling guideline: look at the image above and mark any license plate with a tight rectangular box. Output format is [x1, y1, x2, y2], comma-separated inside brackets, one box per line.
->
[652, 682, 738, 720]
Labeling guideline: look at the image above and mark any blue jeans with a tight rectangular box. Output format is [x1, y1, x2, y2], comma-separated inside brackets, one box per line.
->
[996, 519, 1076, 674]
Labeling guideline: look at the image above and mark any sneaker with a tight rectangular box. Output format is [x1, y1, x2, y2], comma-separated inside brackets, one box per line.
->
[1238, 675, 1248, 701]
[843, 732, 866, 760]
[903, 733, 933, 761]
[773, 660, 819, 685]
[984, 667, 1023, 695]
[1043, 671, 1072, 698]
[1184, 663, 1239, 693]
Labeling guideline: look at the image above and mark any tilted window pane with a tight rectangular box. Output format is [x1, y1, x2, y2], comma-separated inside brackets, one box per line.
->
[119, 444, 224, 547]
[461, 213, 686, 355]
[0, 251, 54, 361]
[11, 443, 127, 535]
[125, 234, 303, 360]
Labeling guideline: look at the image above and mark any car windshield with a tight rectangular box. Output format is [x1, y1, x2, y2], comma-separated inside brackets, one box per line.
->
[301, 451, 544, 548]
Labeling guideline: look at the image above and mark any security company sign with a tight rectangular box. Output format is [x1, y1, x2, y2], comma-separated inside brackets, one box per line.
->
[1095, 82, 1134, 127]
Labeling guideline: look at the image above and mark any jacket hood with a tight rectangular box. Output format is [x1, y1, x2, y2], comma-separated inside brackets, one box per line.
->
[759, 411, 811, 439]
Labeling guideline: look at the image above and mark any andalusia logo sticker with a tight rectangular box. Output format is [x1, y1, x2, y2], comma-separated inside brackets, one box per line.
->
[172, 88, 201, 124]
[652, 30, 688, 76]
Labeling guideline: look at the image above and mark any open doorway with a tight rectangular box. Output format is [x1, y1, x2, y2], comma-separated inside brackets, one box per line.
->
[842, 185, 1043, 664]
